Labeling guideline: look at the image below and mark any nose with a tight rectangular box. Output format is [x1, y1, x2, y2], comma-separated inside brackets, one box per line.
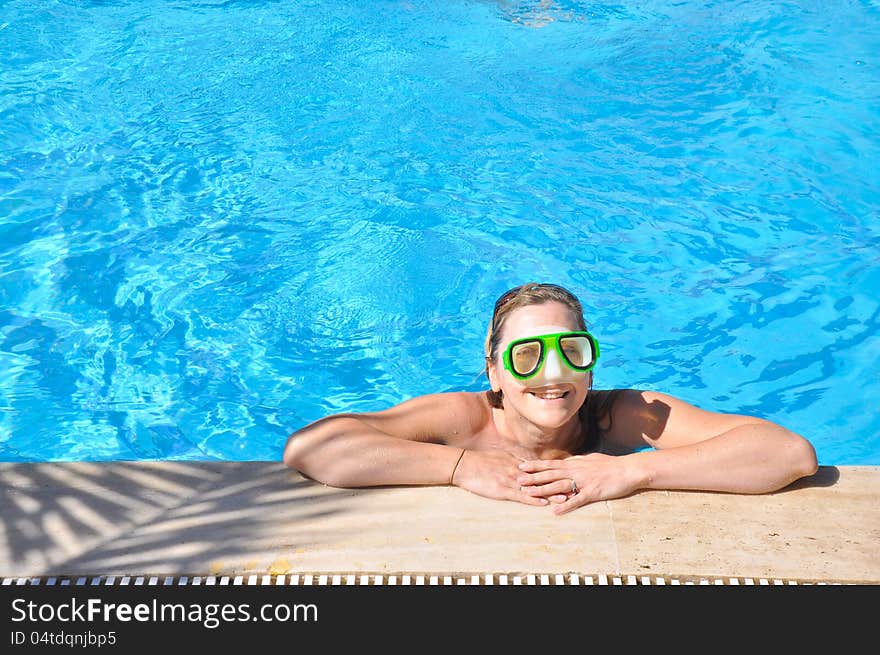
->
[524, 347, 585, 387]
[543, 349, 564, 378]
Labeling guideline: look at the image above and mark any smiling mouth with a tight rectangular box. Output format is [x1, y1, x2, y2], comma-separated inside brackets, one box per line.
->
[529, 390, 569, 400]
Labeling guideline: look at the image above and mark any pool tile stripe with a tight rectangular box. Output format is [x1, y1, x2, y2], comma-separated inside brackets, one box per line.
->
[0, 573, 855, 586]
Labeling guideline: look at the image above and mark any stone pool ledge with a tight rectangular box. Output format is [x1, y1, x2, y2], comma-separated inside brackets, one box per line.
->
[1, 462, 878, 584]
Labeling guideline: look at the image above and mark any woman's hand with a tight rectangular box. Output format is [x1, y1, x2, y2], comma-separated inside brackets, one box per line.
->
[453, 449, 551, 507]
[516, 453, 647, 515]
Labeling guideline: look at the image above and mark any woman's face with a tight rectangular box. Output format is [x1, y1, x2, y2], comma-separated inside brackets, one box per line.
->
[489, 301, 591, 429]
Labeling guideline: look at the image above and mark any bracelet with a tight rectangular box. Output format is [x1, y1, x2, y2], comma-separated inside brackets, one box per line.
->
[450, 448, 466, 485]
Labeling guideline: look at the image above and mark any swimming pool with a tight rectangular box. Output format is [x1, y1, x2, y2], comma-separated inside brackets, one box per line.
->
[1, 1, 878, 465]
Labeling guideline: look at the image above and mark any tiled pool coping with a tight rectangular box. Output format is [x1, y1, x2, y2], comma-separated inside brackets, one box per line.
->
[0, 573, 855, 586]
[1, 462, 877, 584]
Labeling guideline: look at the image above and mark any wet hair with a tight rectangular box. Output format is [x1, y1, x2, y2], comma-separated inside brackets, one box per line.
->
[483, 282, 619, 453]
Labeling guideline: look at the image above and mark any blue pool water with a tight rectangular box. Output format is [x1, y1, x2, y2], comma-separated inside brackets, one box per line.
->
[1, 1, 878, 465]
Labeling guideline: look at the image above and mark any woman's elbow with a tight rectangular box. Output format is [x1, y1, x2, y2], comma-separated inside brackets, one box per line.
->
[281, 418, 352, 485]
[282, 433, 304, 470]
[282, 433, 332, 483]
[283, 424, 326, 472]
[798, 440, 820, 478]
[786, 431, 819, 480]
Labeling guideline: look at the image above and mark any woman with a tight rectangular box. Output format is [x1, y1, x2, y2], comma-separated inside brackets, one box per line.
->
[283, 282, 818, 515]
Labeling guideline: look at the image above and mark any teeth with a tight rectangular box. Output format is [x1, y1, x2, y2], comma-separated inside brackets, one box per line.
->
[533, 392, 565, 399]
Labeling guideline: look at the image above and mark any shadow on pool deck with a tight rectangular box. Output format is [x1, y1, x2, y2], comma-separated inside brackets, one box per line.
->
[1, 461, 877, 583]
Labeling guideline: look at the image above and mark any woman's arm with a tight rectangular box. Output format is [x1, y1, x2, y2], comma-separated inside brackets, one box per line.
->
[283, 392, 550, 506]
[282, 393, 475, 488]
[517, 389, 819, 514]
[606, 389, 819, 494]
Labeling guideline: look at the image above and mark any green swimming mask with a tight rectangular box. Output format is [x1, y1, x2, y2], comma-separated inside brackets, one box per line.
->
[502, 331, 600, 381]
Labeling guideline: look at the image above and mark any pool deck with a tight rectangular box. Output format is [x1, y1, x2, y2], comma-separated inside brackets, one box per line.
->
[1, 461, 878, 585]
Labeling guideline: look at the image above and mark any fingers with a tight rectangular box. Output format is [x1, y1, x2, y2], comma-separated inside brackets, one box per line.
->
[518, 459, 565, 473]
[511, 483, 589, 512]
[516, 469, 567, 487]
[495, 470, 551, 506]
[504, 486, 549, 506]
[508, 474, 551, 506]
[552, 494, 586, 515]
[520, 478, 577, 499]
[517, 494, 550, 507]
[536, 489, 588, 510]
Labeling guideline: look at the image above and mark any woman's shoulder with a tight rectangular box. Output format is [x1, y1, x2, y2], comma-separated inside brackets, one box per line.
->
[397, 390, 490, 413]
[589, 387, 666, 417]
[585, 388, 659, 453]
[591, 387, 734, 451]
[438, 391, 495, 429]
[437, 391, 495, 442]
[358, 391, 492, 445]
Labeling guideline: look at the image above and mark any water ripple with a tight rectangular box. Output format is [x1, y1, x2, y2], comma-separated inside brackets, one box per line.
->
[0, 0, 877, 463]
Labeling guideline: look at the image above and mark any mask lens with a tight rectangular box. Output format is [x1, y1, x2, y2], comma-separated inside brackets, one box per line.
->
[559, 335, 593, 369]
[510, 340, 542, 377]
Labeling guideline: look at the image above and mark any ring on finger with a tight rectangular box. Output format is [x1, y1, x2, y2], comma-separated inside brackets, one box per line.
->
[571, 479, 578, 494]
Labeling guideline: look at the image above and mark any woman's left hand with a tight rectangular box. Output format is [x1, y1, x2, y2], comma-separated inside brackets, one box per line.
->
[516, 453, 646, 515]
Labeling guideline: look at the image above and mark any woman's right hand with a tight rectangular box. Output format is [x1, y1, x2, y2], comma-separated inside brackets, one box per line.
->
[451, 449, 549, 507]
